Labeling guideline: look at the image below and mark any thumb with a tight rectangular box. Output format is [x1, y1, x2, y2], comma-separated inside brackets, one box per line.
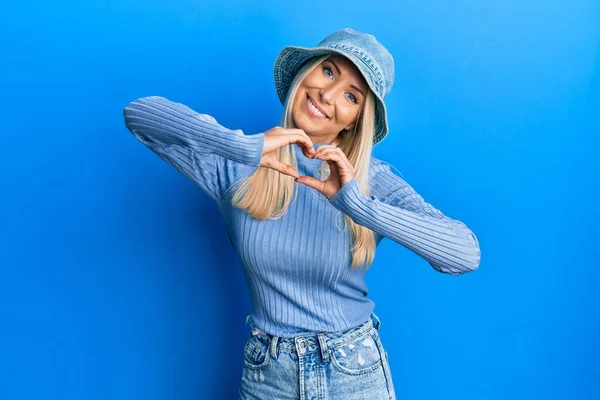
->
[296, 176, 324, 193]
[271, 160, 299, 179]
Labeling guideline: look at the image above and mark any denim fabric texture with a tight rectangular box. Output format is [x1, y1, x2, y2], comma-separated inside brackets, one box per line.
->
[273, 28, 395, 146]
[239, 312, 396, 400]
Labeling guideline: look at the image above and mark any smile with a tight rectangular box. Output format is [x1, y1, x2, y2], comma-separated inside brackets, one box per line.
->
[306, 95, 328, 119]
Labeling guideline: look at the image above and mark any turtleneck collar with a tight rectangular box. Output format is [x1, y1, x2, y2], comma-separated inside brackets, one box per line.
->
[293, 142, 331, 175]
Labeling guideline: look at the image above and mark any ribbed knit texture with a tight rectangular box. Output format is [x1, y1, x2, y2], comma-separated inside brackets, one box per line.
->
[123, 96, 481, 338]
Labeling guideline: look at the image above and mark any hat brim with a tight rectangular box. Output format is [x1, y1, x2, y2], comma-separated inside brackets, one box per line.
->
[274, 45, 389, 146]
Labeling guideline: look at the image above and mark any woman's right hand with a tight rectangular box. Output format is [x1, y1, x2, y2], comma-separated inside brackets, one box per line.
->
[259, 126, 317, 179]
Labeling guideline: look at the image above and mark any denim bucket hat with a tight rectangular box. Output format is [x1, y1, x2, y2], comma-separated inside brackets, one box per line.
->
[274, 28, 395, 145]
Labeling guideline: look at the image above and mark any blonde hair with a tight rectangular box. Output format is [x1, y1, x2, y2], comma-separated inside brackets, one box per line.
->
[231, 54, 377, 270]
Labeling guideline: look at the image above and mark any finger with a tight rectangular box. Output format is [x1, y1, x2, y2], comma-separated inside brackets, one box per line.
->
[270, 160, 300, 179]
[316, 145, 342, 154]
[295, 176, 325, 193]
[283, 133, 315, 157]
[291, 130, 317, 155]
[316, 147, 349, 161]
[314, 150, 353, 172]
[314, 145, 339, 157]
[301, 147, 316, 159]
[314, 148, 343, 162]
[314, 144, 335, 151]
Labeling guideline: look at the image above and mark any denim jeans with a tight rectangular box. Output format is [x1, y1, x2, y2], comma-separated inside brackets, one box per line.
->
[239, 313, 396, 399]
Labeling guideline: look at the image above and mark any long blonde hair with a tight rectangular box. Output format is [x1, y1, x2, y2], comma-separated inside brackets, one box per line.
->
[231, 54, 377, 270]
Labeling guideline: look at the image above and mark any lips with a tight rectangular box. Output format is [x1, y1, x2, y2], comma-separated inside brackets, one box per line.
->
[306, 95, 329, 119]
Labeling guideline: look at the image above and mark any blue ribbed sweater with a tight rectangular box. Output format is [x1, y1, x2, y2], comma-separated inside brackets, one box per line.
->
[123, 96, 481, 337]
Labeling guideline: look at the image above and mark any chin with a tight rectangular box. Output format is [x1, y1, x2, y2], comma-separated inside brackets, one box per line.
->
[295, 118, 323, 136]
[292, 110, 314, 130]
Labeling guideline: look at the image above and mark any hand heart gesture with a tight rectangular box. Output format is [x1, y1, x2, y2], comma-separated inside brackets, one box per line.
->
[260, 126, 317, 179]
[295, 145, 356, 200]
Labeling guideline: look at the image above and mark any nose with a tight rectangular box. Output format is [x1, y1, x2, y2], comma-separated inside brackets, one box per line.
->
[318, 83, 339, 105]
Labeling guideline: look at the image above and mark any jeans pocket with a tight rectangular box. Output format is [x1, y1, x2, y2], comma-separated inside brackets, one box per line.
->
[330, 330, 382, 375]
[243, 334, 271, 370]
[377, 339, 396, 399]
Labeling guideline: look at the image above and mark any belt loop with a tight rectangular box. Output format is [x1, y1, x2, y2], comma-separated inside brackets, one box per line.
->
[270, 336, 279, 359]
[371, 312, 381, 330]
[317, 333, 329, 363]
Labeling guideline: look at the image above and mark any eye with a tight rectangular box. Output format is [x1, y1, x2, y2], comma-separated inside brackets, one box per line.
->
[323, 66, 334, 79]
[322, 64, 359, 104]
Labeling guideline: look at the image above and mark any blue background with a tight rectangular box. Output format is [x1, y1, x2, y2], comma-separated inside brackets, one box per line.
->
[1, 0, 598, 399]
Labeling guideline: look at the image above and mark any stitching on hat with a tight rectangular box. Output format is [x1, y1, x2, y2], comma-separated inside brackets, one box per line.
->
[324, 44, 385, 95]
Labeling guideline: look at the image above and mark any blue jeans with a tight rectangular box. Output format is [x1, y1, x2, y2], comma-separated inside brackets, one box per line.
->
[239, 313, 396, 399]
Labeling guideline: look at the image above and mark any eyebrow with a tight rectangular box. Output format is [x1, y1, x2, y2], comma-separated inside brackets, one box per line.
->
[328, 59, 366, 97]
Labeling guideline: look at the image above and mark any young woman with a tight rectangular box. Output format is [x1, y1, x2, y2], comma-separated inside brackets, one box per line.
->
[123, 28, 480, 400]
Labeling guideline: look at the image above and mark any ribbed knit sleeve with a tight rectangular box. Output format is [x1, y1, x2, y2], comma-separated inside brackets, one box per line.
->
[329, 163, 481, 275]
[123, 96, 265, 201]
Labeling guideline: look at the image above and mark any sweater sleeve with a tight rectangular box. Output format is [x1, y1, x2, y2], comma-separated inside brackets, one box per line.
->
[328, 161, 481, 275]
[123, 96, 265, 202]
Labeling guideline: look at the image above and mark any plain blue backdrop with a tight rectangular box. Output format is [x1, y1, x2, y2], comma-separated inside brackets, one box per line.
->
[1, 0, 598, 399]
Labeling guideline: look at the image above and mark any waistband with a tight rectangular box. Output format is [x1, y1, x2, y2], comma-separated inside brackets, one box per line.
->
[244, 313, 382, 361]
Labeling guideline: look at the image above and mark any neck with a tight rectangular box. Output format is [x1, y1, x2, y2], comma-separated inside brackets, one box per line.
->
[308, 134, 339, 147]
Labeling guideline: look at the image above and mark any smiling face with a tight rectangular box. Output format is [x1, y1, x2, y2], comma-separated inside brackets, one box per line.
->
[291, 55, 369, 144]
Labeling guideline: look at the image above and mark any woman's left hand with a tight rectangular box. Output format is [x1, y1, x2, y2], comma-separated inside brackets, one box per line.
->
[295, 145, 355, 200]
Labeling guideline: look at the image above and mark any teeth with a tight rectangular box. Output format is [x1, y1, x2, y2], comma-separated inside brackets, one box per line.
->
[307, 98, 326, 118]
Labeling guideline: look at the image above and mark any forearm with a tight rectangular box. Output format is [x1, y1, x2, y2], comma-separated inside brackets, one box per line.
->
[123, 96, 264, 167]
[330, 178, 481, 275]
